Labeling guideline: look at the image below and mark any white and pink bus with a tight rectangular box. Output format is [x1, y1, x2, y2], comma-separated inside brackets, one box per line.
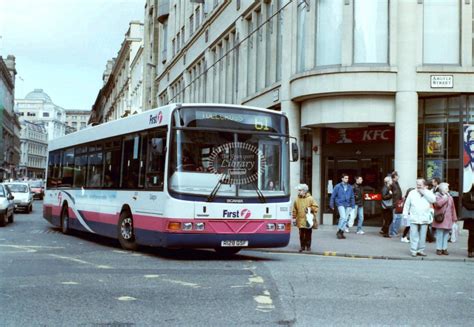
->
[43, 103, 297, 254]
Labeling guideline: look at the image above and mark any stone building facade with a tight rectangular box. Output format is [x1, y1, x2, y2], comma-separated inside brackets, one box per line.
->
[143, 0, 474, 224]
[18, 120, 48, 179]
[65, 109, 91, 132]
[89, 21, 144, 124]
[0, 55, 21, 181]
[15, 89, 67, 141]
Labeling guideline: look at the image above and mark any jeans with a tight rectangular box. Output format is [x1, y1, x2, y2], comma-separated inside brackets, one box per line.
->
[435, 228, 450, 250]
[390, 211, 402, 236]
[353, 205, 364, 231]
[337, 206, 352, 231]
[410, 223, 428, 255]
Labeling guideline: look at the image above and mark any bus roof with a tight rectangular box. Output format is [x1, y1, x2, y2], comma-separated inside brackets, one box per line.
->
[48, 103, 285, 151]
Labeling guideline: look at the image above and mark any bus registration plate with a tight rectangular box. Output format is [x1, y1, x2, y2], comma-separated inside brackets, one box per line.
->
[221, 240, 248, 247]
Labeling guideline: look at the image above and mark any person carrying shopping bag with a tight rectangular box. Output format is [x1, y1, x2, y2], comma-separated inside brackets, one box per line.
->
[292, 184, 319, 252]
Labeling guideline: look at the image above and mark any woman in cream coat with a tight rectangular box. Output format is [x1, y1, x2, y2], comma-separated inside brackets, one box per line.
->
[402, 179, 436, 257]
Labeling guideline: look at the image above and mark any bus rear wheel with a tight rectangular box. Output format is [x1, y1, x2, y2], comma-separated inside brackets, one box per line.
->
[118, 211, 138, 251]
[61, 205, 70, 234]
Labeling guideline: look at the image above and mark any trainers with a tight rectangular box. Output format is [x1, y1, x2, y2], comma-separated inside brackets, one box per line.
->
[401, 237, 409, 243]
[356, 230, 365, 235]
[344, 227, 350, 233]
[411, 253, 417, 257]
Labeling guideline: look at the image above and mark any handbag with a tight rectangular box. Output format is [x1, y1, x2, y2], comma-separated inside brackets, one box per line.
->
[305, 207, 314, 229]
[434, 202, 448, 223]
[394, 198, 405, 214]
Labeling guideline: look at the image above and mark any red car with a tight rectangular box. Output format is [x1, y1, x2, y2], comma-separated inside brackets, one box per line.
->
[28, 180, 44, 200]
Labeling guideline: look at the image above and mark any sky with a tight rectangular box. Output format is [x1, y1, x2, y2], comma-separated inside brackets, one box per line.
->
[0, 0, 144, 110]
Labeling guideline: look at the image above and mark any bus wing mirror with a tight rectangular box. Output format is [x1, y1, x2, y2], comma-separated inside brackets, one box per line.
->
[290, 138, 299, 162]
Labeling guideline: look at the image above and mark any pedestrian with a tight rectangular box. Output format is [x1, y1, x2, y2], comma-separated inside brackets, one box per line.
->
[462, 184, 474, 258]
[426, 177, 442, 243]
[431, 177, 441, 193]
[433, 183, 457, 255]
[330, 173, 355, 239]
[380, 176, 394, 238]
[389, 171, 403, 237]
[292, 184, 319, 252]
[352, 176, 365, 234]
[402, 178, 436, 257]
[400, 187, 415, 243]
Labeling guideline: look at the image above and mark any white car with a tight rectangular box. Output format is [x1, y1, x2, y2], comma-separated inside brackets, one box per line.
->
[4, 182, 33, 213]
[0, 184, 15, 226]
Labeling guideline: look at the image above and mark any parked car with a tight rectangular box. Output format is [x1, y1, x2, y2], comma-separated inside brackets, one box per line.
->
[4, 182, 33, 213]
[28, 180, 45, 200]
[0, 183, 15, 226]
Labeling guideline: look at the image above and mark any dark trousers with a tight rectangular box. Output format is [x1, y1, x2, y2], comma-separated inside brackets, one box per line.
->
[381, 208, 393, 235]
[299, 228, 312, 249]
[403, 226, 410, 238]
[469, 230, 474, 253]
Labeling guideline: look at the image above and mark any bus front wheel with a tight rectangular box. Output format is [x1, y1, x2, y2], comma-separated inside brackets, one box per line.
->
[61, 205, 70, 234]
[118, 211, 138, 251]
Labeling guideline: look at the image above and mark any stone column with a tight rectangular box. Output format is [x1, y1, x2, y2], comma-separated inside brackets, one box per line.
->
[312, 128, 322, 224]
[280, 2, 300, 199]
[395, 0, 419, 192]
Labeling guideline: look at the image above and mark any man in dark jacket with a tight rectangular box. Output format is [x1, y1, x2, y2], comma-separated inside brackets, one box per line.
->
[389, 171, 403, 237]
[330, 173, 355, 239]
[352, 176, 365, 234]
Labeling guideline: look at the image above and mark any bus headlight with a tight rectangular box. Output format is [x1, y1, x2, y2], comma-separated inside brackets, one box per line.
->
[183, 223, 193, 231]
[277, 223, 286, 231]
[266, 223, 276, 231]
[195, 222, 205, 231]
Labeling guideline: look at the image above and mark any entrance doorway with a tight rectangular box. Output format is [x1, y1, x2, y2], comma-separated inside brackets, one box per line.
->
[323, 156, 393, 226]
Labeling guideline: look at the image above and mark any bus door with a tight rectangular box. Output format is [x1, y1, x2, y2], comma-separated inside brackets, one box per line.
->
[132, 131, 167, 222]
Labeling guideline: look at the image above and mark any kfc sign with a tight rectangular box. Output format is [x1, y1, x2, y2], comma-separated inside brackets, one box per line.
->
[326, 126, 394, 144]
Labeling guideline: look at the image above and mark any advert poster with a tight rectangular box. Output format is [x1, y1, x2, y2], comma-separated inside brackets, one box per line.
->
[462, 124, 474, 218]
[463, 124, 474, 193]
[425, 159, 443, 181]
[425, 128, 444, 155]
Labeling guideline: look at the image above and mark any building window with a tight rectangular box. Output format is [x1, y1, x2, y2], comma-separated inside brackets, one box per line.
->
[315, 0, 343, 67]
[296, 0, 308, 73]
[353, 0, 389, 64]
[189, 14, 194, 35]
[423, 0, 460, 65]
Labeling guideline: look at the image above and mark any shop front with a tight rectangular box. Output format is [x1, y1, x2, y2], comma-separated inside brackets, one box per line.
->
[321, 126, 395, 226]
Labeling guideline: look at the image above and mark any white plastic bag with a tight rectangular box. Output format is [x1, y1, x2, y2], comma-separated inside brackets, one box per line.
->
[305, 208, 314, 229]
[451, 222, 459, 243]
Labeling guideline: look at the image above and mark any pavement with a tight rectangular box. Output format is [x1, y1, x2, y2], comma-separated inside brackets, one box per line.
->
[255, 224, 473, 262]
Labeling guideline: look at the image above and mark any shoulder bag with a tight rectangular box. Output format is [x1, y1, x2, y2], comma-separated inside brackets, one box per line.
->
[434, 199, 448, 223]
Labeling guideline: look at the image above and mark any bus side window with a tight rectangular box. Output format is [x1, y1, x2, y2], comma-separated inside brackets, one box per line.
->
[121, 135, 141, 189]
[61, 148, 75, 187]
[146, 133, 166, 190]
[73, 154, 87, 188]
[87, 152, 103, 188]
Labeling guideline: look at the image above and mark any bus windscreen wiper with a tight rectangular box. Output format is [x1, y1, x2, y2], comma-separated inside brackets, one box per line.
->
[252, 182, 266, 203]
[207, 176, 225, 202]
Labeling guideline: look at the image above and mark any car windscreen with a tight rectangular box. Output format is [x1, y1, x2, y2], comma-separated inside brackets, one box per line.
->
[0, 187, 4, 197]
[6, 184, 28, 193]
[29, 181, 43, 188]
